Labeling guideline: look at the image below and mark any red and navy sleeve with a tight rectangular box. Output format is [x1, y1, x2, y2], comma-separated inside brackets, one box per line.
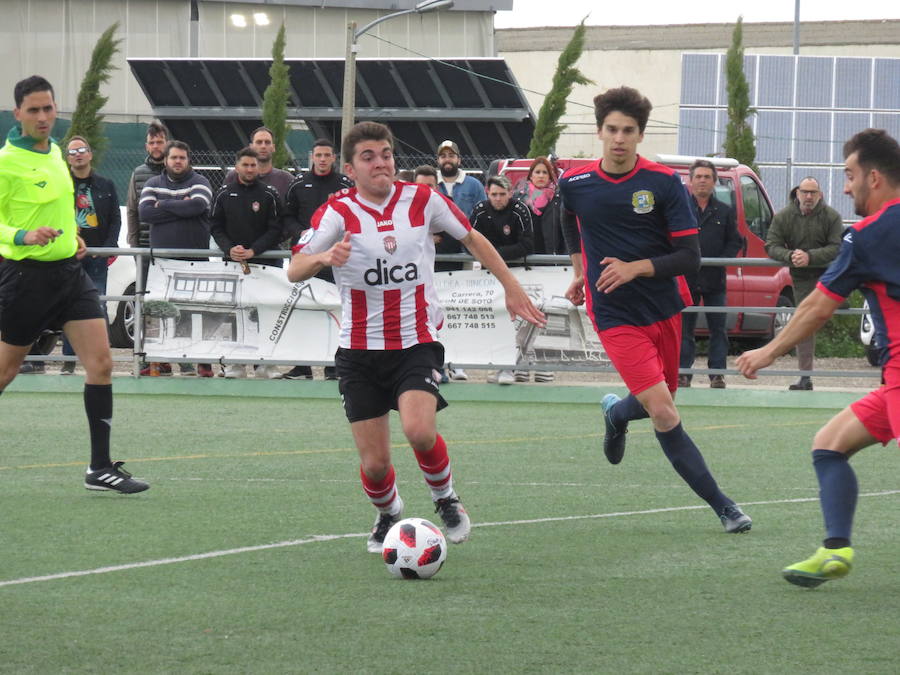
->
[663, 172, 698, 238]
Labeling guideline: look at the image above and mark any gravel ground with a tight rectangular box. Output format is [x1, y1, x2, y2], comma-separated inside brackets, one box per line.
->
[95, 349, 879, 393]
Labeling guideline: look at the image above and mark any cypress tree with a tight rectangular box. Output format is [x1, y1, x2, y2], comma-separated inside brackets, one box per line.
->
[724, 17, 758, 172]
[63, 22, 122, 168]
[262, 24, 292, 169]
[527, 19, 594, 158]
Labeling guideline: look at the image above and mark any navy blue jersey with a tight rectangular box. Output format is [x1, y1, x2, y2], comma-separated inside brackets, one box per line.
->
[818, 198, 900, 368]
[559, 156, 698, 330]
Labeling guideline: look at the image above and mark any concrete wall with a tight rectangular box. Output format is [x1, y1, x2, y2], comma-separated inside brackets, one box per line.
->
[2, 0, 495, 119]
[498, 21, 900, 160]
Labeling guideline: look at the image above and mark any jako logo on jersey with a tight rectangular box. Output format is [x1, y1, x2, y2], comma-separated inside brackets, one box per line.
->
[364, 259, 419, 285]
[383, 235, 398, 254]
[34, 181, 47, 188]
[632, 190, 655, 214]
[567, 173, 591, 182]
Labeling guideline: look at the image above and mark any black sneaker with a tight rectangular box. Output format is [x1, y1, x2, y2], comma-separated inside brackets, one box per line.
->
[19, 362, 46, 374]
[719, 504, 752, 533]
[434, 495, 471, 543]
[324, 366, 338, 381]
[283, 365, 313, 380]
[60, 362, 76, 375]
[601, 393, 627, 465]
[84, 461, 150, 494]
[366, 497, 404, 553]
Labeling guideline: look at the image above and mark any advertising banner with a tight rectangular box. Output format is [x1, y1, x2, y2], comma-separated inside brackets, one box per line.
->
[143, 261, 607, 367]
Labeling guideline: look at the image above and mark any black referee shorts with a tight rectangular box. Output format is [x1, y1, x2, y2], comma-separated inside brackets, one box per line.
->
[0, 257, 105, 347]
[335, 342, 449, 423]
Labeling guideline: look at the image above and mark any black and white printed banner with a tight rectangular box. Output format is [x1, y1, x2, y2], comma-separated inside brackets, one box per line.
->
[144, 260, 606, 367]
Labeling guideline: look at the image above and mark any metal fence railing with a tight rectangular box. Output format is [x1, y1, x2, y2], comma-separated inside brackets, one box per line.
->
[23, 251, 878, 383]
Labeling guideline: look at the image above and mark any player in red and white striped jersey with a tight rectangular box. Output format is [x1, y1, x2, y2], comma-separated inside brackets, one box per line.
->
[288, 122, 545, 553]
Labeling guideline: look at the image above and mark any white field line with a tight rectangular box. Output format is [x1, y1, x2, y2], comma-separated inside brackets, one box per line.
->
[2, 490, 898, 589]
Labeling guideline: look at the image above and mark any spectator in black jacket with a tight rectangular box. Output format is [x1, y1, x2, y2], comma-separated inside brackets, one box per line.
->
[211, 147, 283, 269]
[125, 120, 167, 290]
[284, 138, 353, 246]
[282, 138, 353, 380]
[211, 147, 283, 380]
[470, 175, 534, 265]
[514, 156, 565, 256]
[679, 159, 742, 389]
[29, 136, 121, 375]
[223, 126, 294, 214]
[470, 175, 534, 386]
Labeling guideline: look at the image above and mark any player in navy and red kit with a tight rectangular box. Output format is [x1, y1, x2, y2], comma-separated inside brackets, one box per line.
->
[739, 129, 900, 587]
[560, 86, 751, 533]
[287, 121, 545, 553]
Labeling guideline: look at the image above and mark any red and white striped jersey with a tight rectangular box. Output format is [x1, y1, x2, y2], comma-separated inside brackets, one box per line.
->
[297, 182, 472, 350]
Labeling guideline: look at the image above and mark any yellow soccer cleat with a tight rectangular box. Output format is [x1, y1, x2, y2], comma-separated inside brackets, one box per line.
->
[782, 546, 854, 588]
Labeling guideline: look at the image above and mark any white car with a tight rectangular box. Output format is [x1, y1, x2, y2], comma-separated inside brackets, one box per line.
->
[106, 231, 136, 348]
[859, 301, 880, 367]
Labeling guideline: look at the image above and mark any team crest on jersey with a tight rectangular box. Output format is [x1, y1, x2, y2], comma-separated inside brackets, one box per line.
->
[632, 190, 655, 214]
[502, 224, 512, 236]
[383, 235, 398, 254]
[251, 201, 260, 212]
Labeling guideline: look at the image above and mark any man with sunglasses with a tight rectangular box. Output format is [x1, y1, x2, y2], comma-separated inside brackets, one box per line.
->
[56, 136, 121, 374]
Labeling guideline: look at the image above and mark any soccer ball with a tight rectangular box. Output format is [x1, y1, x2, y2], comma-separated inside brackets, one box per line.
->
[382, 517, 447, 579]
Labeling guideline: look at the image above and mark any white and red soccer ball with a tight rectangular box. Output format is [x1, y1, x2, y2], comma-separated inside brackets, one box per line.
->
[381, 517, 447, 579]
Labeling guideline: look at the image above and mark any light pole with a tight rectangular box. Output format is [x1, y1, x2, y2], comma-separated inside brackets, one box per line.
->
[340, 0, 453, 158]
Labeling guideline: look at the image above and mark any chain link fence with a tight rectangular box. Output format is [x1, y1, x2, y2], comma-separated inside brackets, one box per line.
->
[99, 148, 509, 201]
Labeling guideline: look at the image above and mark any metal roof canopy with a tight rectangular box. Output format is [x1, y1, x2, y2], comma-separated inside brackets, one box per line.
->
[128, 57, 535, 168]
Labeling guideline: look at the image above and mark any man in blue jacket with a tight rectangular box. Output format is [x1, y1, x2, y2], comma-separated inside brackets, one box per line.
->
[678, 159, 742, 389]
[436, 140, 485, 220]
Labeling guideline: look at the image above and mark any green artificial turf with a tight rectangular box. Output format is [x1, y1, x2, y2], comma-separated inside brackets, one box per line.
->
[1, 392, 897, 673]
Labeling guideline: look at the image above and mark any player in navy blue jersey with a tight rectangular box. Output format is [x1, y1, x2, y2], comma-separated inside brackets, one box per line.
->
[739, 129, 900, 587]
[560, 86, 751, 533]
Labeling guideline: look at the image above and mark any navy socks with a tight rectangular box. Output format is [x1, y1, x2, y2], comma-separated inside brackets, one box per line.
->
[812, 449, 857, 547]
[610, 394, 649, 428]
[656, 423, 731, 513]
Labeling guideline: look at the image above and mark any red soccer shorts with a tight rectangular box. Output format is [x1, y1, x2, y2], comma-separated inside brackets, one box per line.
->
[599, 314, 681, 396]
[850, 367, 900, 445]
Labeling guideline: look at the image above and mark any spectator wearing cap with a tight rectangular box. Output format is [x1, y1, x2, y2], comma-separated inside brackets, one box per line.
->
[435, 140, 486, 277]
[436, 140, 486, 220]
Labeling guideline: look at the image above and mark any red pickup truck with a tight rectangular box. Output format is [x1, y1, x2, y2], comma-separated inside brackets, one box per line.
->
[490, 154, 793, 342]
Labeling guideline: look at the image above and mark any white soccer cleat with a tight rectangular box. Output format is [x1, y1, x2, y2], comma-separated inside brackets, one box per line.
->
[434, 495, 471, 544]
[366, 498, 404, 553]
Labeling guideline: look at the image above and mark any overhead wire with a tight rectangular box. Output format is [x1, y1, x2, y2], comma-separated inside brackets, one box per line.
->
[363, 32, 880, 148]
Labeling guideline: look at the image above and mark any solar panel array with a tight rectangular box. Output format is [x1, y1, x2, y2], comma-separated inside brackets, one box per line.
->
[128, 57, 535, 169]
[678, 53, 900, 220]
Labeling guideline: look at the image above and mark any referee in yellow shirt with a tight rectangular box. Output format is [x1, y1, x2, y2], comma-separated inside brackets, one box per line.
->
[0, 76, 148, 493]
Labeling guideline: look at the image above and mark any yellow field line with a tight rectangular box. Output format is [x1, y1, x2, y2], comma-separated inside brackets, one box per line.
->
[0, 419, 824, 472]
